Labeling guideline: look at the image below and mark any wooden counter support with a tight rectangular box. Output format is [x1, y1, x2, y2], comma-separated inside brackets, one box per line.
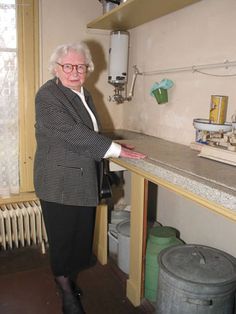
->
[93, 203, 108, 265]
[127, 173, 146, 306]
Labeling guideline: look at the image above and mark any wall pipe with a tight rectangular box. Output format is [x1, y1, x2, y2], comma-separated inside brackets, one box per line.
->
[139, 59, 236, 76]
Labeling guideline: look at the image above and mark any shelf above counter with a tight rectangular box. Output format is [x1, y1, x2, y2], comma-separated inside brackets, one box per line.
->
[87, 0, 201, 30]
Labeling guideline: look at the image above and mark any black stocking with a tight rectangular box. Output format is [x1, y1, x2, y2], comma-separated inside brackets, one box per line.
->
[55, 276, 85, 313]
[55, 276, 73, 293]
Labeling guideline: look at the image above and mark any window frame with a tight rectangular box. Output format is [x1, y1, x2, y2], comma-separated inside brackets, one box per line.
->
[17, 0, 39, 193]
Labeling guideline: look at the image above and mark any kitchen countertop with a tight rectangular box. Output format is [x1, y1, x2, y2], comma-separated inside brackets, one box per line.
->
[106, 129, 236, 218]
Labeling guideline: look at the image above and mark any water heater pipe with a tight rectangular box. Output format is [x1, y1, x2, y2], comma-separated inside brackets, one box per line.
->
[126, 65, 142, 101]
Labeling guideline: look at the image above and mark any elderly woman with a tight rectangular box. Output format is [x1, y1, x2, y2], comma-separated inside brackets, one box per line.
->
[34, 42, 146, 314]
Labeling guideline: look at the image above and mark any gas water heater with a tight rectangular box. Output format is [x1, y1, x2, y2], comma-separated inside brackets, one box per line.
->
[108, 30, 129, 103]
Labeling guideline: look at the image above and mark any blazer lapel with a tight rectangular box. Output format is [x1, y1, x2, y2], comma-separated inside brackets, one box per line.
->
[53, 78, 95, 130]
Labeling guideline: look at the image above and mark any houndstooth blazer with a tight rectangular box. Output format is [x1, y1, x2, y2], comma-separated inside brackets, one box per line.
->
[33, 77, 112, 206]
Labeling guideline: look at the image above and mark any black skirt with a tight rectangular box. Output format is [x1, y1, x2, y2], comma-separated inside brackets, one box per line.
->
[40, 199, 96, 277]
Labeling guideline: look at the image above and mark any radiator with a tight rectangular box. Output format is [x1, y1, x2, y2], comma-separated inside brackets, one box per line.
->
[0, 200, 48, 253]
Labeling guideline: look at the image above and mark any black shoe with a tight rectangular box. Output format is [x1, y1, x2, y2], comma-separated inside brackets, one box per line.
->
[62, 292, 86, 314]
[70, 280, 83, 298]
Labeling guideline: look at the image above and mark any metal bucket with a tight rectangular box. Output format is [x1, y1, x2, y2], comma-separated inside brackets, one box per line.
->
[108, 209, 130, 260]
[156, 244, 236, 314]
[116, 219, 130, 274]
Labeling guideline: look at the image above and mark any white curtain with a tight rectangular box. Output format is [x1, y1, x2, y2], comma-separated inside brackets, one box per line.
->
[0, 0, 19, 197]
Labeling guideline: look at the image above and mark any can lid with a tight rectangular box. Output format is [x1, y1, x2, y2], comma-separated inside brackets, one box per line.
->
[111, 210, 130, 225]
[149, 226, 177, 244]
[149, 226, 177, 238]
[159, 244, 236, 284]
[116, 219, 130, 237]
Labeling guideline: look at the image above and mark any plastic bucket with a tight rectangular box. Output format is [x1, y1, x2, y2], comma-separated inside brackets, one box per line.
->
[144, 226, 183, 302]
[152, 88, 168, 104]
[156, 244, 236, 314]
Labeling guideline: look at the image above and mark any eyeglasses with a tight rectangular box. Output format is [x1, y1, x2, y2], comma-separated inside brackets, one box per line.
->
[56, 63, 88, 74]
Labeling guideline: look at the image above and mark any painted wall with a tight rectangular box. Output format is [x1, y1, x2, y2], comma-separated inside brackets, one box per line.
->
[126, 0, 236, 145]
[157, 186, 236, 257]
[123, 0, 236, 258]
[39, 0, 123, 130]
[40, 0, 236, 144]
[39, 0, 236, 257]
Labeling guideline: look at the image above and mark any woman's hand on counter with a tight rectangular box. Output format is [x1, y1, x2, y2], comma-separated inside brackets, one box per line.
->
[116, 142, 135, 150]
[119, 147, 147, 159]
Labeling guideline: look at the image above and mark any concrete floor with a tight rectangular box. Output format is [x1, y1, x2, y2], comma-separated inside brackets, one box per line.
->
[0, 246, 155, 314]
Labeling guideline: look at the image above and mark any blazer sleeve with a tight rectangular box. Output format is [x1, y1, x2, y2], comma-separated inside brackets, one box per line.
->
[35, 83, 112, 161]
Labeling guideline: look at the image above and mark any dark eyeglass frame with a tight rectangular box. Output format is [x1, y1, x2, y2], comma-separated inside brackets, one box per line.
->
[56, 62, 88, 74]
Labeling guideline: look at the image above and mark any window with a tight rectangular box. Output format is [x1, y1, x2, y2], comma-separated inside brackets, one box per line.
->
[0, 0, 18, 197]
[0, 0, 39, 199]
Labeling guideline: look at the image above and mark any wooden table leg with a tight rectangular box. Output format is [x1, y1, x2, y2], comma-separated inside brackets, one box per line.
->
[127, 173, 147, 306]
[93, 203, 108, 265]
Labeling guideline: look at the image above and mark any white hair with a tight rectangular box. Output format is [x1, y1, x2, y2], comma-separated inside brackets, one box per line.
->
[48, 42, 94, 76]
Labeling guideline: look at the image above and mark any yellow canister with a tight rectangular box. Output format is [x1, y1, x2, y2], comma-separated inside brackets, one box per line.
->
[209, 95, 228, 124]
